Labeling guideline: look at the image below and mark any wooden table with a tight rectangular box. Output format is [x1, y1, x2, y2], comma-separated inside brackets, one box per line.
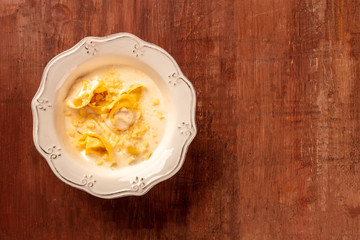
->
[1, 0, 360, 239]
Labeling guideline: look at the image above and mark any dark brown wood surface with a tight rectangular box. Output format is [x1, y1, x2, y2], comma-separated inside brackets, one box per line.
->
[1, 0, 360, 239]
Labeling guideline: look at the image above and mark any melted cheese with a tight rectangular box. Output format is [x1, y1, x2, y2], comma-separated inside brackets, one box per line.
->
[63, 65, 166, 168]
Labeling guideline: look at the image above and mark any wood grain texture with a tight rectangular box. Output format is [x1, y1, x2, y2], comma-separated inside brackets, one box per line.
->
[1, 0, 360, 239]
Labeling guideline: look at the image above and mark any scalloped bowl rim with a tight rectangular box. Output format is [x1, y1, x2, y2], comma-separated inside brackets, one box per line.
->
[31, 33, 197, 198]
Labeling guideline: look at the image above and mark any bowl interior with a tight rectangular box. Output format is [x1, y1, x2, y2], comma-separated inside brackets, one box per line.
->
[54, 55, 176, 178]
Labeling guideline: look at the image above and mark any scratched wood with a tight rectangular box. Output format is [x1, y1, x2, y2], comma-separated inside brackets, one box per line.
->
[1, 0, 360, 239]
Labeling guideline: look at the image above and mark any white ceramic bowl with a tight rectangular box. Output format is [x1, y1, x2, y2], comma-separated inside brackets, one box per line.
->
[31, 33, 197, 198]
